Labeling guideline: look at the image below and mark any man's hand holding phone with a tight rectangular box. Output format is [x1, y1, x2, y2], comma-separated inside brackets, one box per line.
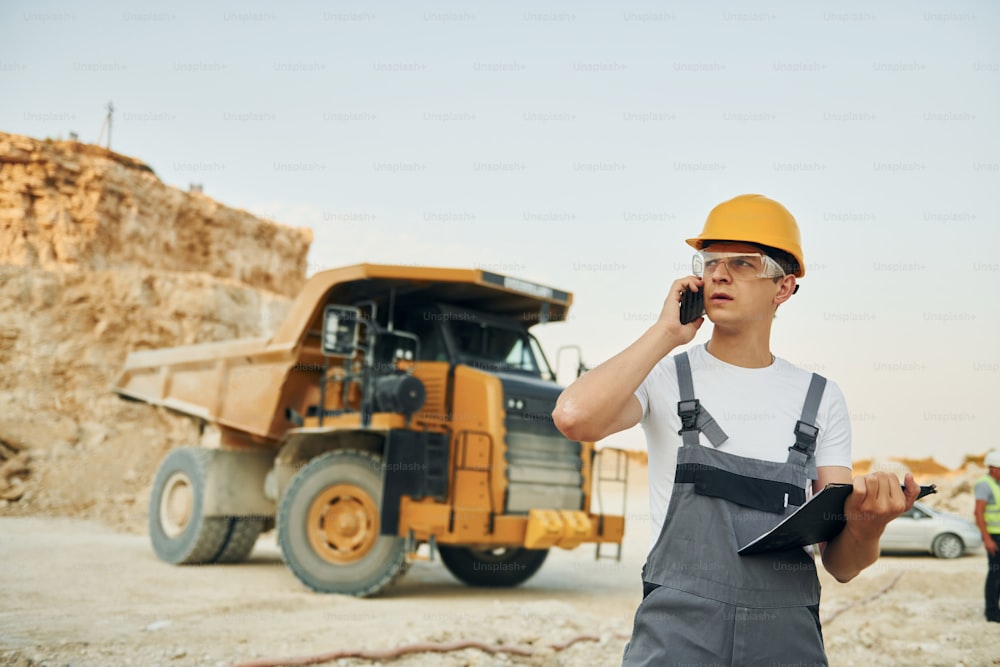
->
[656, 277, 705, 348]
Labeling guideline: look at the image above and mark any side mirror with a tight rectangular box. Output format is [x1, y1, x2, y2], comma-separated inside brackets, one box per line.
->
[322, 305, 361, 356]
[556, 345, 590, 380]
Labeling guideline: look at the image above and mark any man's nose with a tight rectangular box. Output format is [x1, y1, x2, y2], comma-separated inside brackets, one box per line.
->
[708, 261, 732, 281]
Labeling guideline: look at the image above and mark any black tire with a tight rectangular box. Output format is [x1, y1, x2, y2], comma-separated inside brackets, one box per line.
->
[931, 533, 964, 559]
[277, 449, 406, 596]
[149, 448, 229, 564]
[438, 545, 548, 587]
[215, 518, 264, 563]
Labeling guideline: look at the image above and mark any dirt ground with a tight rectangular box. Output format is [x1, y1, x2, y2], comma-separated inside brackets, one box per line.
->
[2, 464, 997, 667]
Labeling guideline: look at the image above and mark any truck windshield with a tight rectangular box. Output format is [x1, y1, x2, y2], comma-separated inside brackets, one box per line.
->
[449, 319, 553, 379]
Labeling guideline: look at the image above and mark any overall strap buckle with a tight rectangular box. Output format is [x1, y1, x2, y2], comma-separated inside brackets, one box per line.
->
[677, 399, 701, 434]
[673, 352, 729, 447]
[790, 420, 819, 455]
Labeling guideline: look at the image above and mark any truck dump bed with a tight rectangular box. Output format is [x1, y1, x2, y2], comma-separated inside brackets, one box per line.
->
[114, 335, 296, 441]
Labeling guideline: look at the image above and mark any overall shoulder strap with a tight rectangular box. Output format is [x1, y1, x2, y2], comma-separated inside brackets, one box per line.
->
[674, 352, 729, 448]
[787, 373, 827, 465]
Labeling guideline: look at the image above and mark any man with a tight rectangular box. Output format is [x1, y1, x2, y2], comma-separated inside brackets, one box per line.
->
[975, 450, 1000, 623]
[553, 194, 919, 665]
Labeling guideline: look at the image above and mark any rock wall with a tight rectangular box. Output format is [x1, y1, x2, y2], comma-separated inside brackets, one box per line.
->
[0, 133, 308, 529]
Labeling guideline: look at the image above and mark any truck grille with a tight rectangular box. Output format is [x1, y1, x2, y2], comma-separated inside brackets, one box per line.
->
[499, 375, 584, 514]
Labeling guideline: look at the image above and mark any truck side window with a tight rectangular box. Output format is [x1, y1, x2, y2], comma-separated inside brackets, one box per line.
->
[398, 312, 449, 361]
[420, 324, 448, 361]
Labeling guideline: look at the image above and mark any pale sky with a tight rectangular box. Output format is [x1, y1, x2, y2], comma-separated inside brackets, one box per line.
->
[2, 0, 998, 468]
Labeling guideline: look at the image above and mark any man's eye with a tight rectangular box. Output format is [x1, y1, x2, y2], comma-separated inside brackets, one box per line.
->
[733, 259, 753, 268]
[704, 260, 720, 270]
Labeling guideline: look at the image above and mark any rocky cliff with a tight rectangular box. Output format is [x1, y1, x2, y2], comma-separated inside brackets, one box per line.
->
[0, 132, 310, 297]
[0, 132, 310, 529]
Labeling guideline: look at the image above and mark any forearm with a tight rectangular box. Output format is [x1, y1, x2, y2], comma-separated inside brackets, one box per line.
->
[553, 322, 681, 442]
[820, 526, 881, 583]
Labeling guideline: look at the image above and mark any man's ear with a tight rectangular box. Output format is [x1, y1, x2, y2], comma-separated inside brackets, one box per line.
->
[774, 276, 797, 305]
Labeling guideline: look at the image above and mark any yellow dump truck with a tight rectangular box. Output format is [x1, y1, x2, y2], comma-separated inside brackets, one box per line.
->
[114, 264, 626, 596]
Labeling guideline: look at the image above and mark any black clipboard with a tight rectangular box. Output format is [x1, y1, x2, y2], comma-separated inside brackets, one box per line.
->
[737, 483, 937, 555]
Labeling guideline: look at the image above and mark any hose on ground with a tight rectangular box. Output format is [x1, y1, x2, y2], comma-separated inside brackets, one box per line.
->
[231, 632, 632, 667]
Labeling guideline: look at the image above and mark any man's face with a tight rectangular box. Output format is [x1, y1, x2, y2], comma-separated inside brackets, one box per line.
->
[699, 241, 784, 325]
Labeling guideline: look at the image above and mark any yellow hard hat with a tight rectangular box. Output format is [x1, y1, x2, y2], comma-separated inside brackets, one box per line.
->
[686, 194, 806, 277]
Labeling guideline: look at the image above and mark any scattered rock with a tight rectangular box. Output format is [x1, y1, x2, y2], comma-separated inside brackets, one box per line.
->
[0, 415, 80, 452]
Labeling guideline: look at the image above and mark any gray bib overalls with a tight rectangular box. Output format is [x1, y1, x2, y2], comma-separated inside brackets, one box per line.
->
[623, 352, 829, 667]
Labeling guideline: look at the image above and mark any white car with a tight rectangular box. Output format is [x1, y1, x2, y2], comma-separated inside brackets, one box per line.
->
[879, 501, 983, 558]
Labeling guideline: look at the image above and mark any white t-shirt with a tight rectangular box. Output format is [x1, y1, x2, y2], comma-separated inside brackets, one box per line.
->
[634, 343, 853, 551]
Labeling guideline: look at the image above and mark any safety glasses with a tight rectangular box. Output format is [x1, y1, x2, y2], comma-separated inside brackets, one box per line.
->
[692, 252, 786, 280]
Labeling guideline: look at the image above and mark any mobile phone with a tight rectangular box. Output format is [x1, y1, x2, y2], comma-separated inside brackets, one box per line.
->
[679, 287, 705, 325]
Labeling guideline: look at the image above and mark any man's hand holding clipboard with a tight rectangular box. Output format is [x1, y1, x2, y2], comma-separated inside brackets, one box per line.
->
[739, 479, 936, 555]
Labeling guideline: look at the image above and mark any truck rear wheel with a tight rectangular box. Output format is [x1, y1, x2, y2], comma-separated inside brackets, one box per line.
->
[149, 448, 265, 565]
[214, 518, 264, 563]
[150, 448, 224, 564]
[277, 449, 406, 596]
[438, 545, 548, 587]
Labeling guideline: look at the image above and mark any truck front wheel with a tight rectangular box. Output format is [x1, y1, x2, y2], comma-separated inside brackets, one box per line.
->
[277, 449, 406, 596]
[438, 545, 548, 587]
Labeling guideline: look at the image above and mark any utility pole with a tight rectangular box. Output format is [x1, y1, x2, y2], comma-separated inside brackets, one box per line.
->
[96, 101, 114, 150]
[106, 101, 113, 149]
